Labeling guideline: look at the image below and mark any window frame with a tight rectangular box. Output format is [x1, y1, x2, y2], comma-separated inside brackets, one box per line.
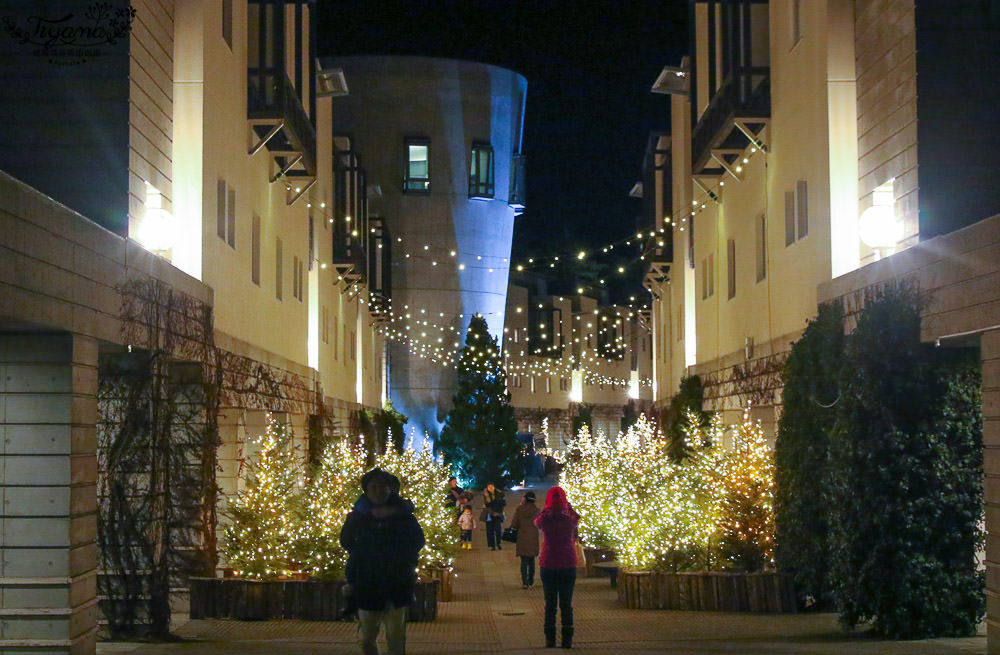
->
[469, 142, 495, 199]
[727, 239, 736, 300]
[403, 137, 431, 194]
[251, 213, 261, 285]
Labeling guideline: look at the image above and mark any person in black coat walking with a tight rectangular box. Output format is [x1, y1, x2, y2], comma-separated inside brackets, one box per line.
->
[340, 468, 425, 655]
[482, 482, 506, 550]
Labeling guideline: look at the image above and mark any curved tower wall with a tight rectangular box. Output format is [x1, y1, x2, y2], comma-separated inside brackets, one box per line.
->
[325, 56, 527, 443]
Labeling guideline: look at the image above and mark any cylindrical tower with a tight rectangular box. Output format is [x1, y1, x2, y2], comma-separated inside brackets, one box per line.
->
[322, 55, 527, 444]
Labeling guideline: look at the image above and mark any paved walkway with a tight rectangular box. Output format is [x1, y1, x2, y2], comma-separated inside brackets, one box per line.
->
[102, 489, 987, 654]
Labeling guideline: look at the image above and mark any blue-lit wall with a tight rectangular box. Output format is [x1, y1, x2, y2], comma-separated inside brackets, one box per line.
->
[323, 56, 526, 445]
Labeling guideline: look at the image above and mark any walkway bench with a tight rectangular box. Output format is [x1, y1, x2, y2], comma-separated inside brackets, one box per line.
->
[592, 561, 620, 588]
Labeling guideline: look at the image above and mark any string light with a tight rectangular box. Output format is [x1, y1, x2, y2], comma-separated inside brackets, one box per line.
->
[559, 409, 775, 572]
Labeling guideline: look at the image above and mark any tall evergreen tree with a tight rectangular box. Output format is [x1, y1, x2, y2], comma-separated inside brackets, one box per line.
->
[663, 375, 707, 462]
[437, 314, 523, 487]
[774, 301, 843, 604]
[829, 285, 983, 638]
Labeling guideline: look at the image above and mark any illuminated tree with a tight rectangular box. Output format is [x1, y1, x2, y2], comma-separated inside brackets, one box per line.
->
[298, 440, 366, 579]
[299, 440, 459, 580]
[718, 409, 775, 572]
[437, 314, 522, 487]
[561, 414, 726, 571]
[222, 416, 304, 579]
[562, 409, 778, 573]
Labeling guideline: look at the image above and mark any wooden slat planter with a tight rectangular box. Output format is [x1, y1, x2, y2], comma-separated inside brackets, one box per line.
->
[423, 566, 455, 601]
[189, 578, 438, 621]
[617, 571, 795, 613]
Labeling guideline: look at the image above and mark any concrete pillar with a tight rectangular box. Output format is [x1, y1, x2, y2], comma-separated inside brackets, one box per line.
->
[984, 330, 1000, 654]
[0, 333, 98, 655]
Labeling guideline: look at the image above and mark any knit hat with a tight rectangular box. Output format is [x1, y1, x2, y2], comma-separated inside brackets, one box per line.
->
[524, 491, 536, 502]
[361, 468, 400, 493]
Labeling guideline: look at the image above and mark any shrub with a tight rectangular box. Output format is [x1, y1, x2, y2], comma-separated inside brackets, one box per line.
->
[774, 302, 843, 602]
[829, 285, 983, 638]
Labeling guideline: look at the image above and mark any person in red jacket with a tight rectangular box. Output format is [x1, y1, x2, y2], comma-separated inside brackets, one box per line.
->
[534, 486, 580, 649]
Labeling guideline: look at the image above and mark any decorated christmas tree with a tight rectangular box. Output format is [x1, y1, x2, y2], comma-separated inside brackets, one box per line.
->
[299, 440, 459, 579]
[222, 415, 304, 579]
[718, 408, 775, 571]
[437, 314, 522, 487]
[377, 444, 461, 572]
[298, 440, 367, 579]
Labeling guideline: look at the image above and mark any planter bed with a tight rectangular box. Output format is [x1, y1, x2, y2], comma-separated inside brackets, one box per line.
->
[617, 571, 795, 612]
[189, 578, 439, 621]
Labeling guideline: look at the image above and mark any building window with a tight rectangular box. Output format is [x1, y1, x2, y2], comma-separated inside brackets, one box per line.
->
[251, 214, 261, 285]
[275, 237, 283, 300]
[727, 239, 736, 300]
[217, 180, 236, 247]
[403, 138, 430, 193]
[222, 0, 233, 49]
[469, 142, 495, 198]
[322, 306, 329, 343]
[785, 181, 809, 245]
[333, 322, 339, 360]
[293, 255, 302, 301]
[796, 180, 809, 239]
[546, 377, 551, 394]
[350, 331, 356, 361]
[701, 254, 715, 299]
[755, 214, 766, 282]
[791, 0, 802, 46]
[530, 376, 535, 394]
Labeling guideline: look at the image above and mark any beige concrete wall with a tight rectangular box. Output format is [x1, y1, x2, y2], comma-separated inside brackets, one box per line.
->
[855, 0, 918, 251]
[129, 0, 175, 234]
[171, 1, 383, 421]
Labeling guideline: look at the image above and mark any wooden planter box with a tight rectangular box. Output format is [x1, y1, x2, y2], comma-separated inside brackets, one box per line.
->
[189, 578, 439, 622]
[617, 571, 794, 613]
[581, 547, 617, 578]
[422, 566, 455, 602]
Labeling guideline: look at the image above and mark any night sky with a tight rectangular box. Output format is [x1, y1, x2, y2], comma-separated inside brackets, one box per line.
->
[317, 0, 688, 296]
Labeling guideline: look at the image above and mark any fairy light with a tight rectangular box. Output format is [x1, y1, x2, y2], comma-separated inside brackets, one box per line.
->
[559, 409, 774, 572]
[223, 419, 460, 581]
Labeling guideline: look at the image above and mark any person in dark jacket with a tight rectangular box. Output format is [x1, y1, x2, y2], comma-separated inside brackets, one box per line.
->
[534, 486, 580, 649]
[340, 468, 425, 655]
[482, 482, 506, 550]
[508, 490, 540, 588]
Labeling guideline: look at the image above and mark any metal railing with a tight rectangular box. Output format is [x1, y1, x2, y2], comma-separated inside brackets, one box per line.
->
[691, 68, 770, 171]
[247, 67, 317, 176]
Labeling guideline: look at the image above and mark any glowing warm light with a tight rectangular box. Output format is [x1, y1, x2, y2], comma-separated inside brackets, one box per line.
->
[858, 204, 901, 249]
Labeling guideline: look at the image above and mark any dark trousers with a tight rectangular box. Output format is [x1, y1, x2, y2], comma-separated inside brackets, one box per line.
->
[540, 567, 575, 629]
[520, 556, 535, 586]
[486, 519, 503, 548]
[461, 529, 472, 543]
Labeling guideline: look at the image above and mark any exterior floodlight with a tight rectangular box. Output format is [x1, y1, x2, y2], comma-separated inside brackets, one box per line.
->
[858, 204, 902, 249]
[317, 68, 349, 97]
[651, 62, 690, 95]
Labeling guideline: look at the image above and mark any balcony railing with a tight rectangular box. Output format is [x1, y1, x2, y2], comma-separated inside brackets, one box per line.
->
[691, 68, 770, 173]
[248, 67, 317, 177]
